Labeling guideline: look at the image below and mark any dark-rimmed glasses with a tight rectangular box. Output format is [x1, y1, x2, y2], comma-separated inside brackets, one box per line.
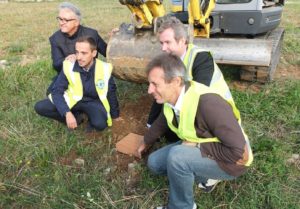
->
[56, 17, 76, 23]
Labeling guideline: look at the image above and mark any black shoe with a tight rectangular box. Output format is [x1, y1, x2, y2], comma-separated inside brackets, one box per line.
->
[75, 113, 85, 125]
[198, 179, 221, 193]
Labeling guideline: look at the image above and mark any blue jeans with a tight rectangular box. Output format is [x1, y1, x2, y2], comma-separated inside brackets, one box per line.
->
[147, 141, 235, 209]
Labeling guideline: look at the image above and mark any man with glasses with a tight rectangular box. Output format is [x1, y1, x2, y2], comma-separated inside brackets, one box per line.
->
[48, 2, 107, 94]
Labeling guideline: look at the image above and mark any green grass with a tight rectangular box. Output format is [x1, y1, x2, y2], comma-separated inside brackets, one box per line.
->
[0, 1, 300, 209]
[280, 1, 300, 66]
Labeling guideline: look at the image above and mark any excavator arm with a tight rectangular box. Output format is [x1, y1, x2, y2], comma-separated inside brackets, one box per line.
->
[188, 0, 215, 37]
[119, 0, 215, 37]
[119, 0, 165, 29]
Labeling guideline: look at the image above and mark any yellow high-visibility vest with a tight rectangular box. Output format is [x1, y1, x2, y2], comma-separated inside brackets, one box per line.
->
[49, 59, 112, 126]
[183, 44, 233, 101]
[163, 81, 253, 166]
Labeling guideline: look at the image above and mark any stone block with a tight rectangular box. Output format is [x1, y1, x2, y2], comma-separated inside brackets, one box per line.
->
[116, 133, 143, 157]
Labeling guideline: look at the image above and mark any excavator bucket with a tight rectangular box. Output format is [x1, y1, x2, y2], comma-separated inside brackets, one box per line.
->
[193, 38, 272, 66]
[107, 25, 284, 83]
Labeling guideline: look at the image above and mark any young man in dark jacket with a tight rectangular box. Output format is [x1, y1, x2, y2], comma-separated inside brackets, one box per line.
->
[35, 36, 120, 132]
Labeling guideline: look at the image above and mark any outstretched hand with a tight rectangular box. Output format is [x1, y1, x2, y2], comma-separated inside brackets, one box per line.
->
[108, 27, 119, 37]
[65, 54, 76, 63]
[136, 140, 147, 159]
[113, 117, 124, 122]
[65, 112, 77, 130]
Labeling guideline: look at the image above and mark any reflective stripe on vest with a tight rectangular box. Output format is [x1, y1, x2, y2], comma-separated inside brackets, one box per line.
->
[163, 81, 253, 166]
[49, 59, 112, 127]
[183, 44, 233, 101]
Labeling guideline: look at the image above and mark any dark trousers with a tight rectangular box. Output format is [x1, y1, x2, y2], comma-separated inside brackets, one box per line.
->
[147, 100, 180, 143]
[34, 99, 108, 131]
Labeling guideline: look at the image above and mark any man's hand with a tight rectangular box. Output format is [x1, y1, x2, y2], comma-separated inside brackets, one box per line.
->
[113, 117, 124, 122]
[65, 112, 77, 130]
[136, 140, 147, 159]
[65, 54, 76, 63]
[108, 27, 119, 37]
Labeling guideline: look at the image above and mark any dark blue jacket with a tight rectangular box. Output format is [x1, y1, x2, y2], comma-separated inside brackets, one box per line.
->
[49, 25, 107, 73]
[51, 60, 119, 119]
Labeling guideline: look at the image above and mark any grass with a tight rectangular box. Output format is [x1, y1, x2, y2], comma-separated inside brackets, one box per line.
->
[280, 1, 300, 66]
[0, 1, 300, 209]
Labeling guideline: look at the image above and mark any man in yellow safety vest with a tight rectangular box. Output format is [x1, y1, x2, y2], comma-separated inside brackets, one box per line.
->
[35, 36, 120, 132]
[147, 16, 232, 129]
[137, 53, 253, 209]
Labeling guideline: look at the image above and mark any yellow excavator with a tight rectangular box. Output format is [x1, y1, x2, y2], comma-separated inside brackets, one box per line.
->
[107, 0, 285, 83]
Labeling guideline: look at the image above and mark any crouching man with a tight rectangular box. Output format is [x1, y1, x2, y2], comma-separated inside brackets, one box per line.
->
[35, 36, 120, 132]
[137, 53, 253, 209]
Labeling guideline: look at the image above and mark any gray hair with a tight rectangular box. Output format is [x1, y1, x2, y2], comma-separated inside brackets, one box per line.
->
[146, 53, 188, 85]
[157, 16, 189, 44]
[59, 2, 81, 21]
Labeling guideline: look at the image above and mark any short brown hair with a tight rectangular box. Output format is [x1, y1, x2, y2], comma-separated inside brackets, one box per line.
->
[146, 53, 187, 85]
[157, 16, 189, 44]
[76, 36, 97, 51]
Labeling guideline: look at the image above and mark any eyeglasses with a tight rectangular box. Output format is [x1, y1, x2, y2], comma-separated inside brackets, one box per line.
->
[56, 17, 76, 23]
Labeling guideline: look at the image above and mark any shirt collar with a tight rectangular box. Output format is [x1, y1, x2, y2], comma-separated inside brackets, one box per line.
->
[167, 85, 185, 116]
[73, 59, 95, 73]
[180, 46, 188, 61]
[62, 25, 81, 39]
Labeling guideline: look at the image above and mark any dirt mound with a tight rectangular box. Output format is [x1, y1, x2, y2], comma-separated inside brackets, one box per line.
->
[111, 94, 152, 170]
[112, 95, 152, 140]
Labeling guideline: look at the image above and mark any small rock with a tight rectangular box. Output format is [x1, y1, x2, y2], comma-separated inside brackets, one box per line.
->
[104, 167, 111, 175]
[0, 60, 8, 69]
[128, 162, 135, 168]
[292, 154, 299, 160]
[286, 158, 295, 165]
[0, 60, 7, 65]
[128, 161, 139, 176]
[128, 162, 136, 172]
[286, 154, 300, 165]
[74, 158, 85, 167]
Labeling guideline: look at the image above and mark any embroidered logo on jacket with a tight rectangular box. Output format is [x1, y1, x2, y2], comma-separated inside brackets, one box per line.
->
[96, 79, 105, 89]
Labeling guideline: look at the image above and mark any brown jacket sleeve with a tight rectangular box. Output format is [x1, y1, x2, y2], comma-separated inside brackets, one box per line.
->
[196, 94, 246, 165]
[144, 110, 169, 144]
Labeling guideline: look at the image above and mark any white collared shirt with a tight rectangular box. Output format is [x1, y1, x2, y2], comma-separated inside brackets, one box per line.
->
[180, 50, 187, 61]
[166, 86, 185, 123]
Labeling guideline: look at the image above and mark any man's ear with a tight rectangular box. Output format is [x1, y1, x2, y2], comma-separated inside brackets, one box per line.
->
[92, 49, 97, 58]
[172, 76, 182, 87]
[75, 19, 80, 27]
[178, 37, 186, 46]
